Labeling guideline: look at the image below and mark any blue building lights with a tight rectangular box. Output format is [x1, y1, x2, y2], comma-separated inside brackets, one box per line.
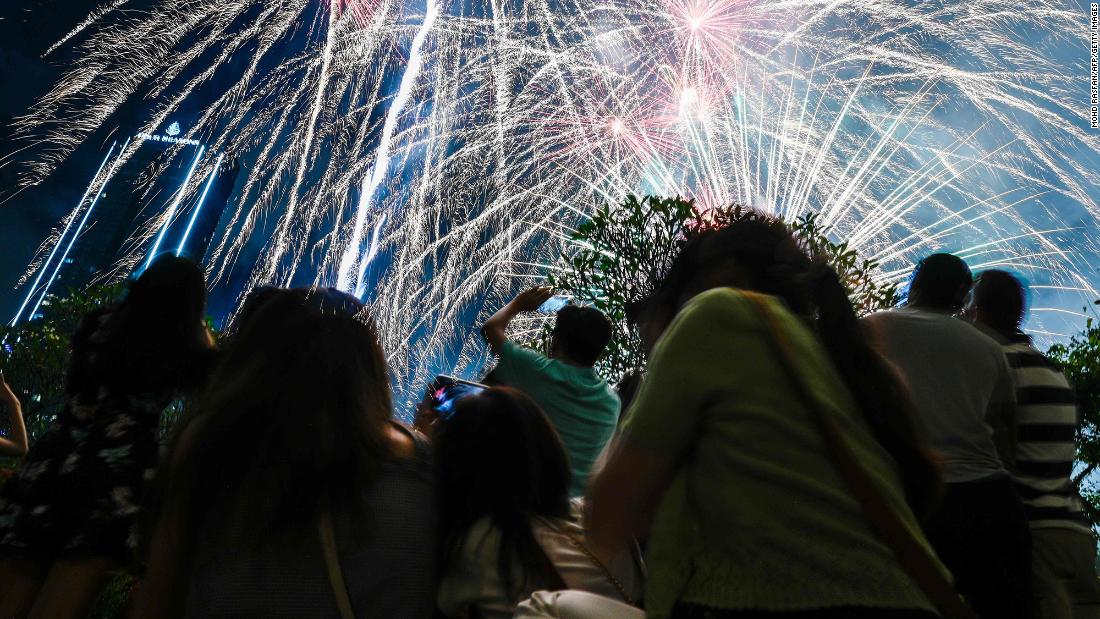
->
[142, 144, 205, 272]
[8, 141, 118, 327]
[176, 152, 224, 256]
[10, 120, 239, 328]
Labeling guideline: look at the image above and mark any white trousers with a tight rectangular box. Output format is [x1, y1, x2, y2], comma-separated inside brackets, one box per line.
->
[514, 590, 646, 619]
[1033, 528, 1100, 619]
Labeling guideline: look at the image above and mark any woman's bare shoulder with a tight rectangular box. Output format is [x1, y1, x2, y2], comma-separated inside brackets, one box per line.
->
[386, 421, 419, 460]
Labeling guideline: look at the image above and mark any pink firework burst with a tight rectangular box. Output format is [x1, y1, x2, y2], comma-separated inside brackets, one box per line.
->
[336, 0, 380, 28]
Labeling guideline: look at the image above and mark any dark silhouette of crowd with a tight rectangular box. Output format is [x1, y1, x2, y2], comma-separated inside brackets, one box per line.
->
[0, 215, 1096, 619]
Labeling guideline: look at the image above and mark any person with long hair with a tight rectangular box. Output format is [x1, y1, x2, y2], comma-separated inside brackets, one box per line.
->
[436, 387, 642, 619]
[133, 287, 436, 618]
[0, 256, 215, 619]
[580, 214, 950, 618]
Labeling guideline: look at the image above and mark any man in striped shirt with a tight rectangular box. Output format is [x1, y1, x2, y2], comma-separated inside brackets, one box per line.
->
[967, 269, 1100, 619]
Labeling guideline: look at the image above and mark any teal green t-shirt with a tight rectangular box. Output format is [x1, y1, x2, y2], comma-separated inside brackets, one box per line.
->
[495, 341, 620, 496]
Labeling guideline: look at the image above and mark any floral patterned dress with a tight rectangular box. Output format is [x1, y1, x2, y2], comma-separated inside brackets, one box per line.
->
[0, 313, 173, 563]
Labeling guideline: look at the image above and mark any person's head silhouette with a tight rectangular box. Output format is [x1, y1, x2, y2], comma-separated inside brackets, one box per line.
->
[550, 305, 613, 367]
[906, 253, 972, 313]
[966, 269, 1027, 338]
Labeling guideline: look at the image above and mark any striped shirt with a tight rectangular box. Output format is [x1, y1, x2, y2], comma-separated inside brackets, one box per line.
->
[1002, 332, 1091, 535]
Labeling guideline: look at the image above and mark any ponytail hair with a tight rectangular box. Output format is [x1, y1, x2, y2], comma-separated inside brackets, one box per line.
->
[807, 265, 940, 517]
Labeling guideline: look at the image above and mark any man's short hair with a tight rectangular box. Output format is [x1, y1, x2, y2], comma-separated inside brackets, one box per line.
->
[909, 253, 973, 311]
[972, 269, 1026, 332]
[552, 305, 613, 366]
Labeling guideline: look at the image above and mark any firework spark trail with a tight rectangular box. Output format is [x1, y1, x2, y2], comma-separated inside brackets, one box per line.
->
[337, 0, 440, 295]
[6, 0, 1100, 406]
[43, 0, 132, 58]
[264, 0, 342, 288]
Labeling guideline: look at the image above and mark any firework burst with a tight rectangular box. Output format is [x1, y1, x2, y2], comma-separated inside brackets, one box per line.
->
[7, 0, 1100, 408]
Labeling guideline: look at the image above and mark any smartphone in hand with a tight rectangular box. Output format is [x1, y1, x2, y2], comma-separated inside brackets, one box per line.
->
[537, 295, 572, 314]
[428, 375, 489, 420]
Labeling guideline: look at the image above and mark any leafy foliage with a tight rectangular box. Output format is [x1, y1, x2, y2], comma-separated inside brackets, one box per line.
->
[544, 195, 693, 381]
[787, 213, 902, 316]
[0, 283, 126, 444]
[1047, 304, 1100, 525]
[545, 195, 900, 384]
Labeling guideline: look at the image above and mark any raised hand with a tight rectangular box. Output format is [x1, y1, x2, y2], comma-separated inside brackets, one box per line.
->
[512, 286, 555, 312]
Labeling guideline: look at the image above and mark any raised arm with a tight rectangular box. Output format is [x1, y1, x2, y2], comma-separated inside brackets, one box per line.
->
[0, 374, 28, 458]
[480, 287, 553, 355]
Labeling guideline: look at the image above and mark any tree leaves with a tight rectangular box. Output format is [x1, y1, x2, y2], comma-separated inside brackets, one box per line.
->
[1047, 311, 1100, 525]
[546, 196, 900, 385]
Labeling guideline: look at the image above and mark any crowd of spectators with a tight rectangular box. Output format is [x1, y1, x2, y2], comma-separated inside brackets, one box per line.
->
[0, 214, 1096, 619]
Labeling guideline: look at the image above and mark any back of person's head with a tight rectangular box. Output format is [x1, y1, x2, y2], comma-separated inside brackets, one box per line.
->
[130, 254, 208, 321]
[231, 285, 282, 335]
[551, 305, 613, 366]
[907, 253, 972, 312]
[633, 213, 940, 517]
[75, 255, 212, 397]
[435, 387, 571, 600]
[969, 269, 1027, 336]
[163, 286, 392, 553]
[630, 216, 811, 339]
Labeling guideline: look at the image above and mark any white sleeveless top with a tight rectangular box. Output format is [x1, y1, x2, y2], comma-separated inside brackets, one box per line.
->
[437, 498, 643, 619]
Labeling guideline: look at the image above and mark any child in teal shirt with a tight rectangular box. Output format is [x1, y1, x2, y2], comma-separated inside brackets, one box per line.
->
[482, 288, 619, 496]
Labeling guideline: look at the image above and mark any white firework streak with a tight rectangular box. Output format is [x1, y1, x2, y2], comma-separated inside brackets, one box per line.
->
[338, 0, 440, 295]
[263, 0, 344, 288]
[6, 0, 1100, 411]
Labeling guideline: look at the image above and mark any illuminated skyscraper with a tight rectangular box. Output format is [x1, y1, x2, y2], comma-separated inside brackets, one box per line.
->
[10, 121, 239, 325]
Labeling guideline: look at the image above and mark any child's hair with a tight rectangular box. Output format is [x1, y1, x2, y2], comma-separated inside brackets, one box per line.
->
[435, 387, 572, 600]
